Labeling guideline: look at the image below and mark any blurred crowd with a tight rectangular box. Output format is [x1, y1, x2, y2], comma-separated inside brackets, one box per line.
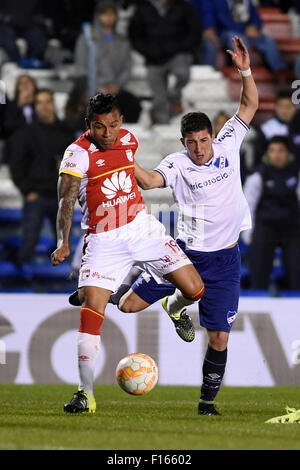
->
[0, 0, 299, 293]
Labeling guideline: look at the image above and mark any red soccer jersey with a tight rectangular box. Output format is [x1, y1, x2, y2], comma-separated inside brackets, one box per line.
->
[59, 128, 145, 233]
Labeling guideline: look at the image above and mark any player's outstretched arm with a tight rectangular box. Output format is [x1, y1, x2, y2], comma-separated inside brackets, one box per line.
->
[134, 161, 165, 189]
[50, 173, 81, 266]
[226, 36, 259, 126]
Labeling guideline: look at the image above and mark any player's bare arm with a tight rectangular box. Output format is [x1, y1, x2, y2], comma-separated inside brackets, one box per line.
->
[134, 161, 165, 189]
[50, 173, 81, 266]
[226, 36, 259, 126]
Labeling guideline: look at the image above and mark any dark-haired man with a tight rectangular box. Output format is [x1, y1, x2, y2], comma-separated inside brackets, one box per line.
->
[110, 36, 259, 415]
[253, 90, 300, 167]
[50, 93, 205, 413]
[244, 135, 300, 290]
[9, 89, 73, 265]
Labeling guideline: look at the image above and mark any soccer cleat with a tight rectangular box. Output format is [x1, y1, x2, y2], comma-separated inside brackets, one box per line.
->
[265, 406, 300, 424]
[68, 290, 81, 306]
[64, 390, 96, 414]
[198, 401, 221, 416]
[162, 296, 195, 342]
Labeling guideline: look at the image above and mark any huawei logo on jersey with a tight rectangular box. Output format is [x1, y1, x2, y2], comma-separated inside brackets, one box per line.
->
[101, 171, 132, 200]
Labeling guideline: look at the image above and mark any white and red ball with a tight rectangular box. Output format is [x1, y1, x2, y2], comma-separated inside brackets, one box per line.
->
[116, 353, 159, 395]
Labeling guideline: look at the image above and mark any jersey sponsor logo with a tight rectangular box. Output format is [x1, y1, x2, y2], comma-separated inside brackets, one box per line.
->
[190, 168, 234, 190]
[214, 156, 229, 169]
[126, 149, 134, 162]
[101, 171, 132, 200]
[96, 159, 105, 167]
[101, 170, 136, 207]
[63, 162, 77, 168]
[120, 132, 135, 146]
[227, 310, 237, 326]
[92, 271, 101, 279]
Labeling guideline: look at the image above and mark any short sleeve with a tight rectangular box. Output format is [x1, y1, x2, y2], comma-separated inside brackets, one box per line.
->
[59, 144, 89, 179]
[215, 114, 250, 150]
[154, 156, 179, 188]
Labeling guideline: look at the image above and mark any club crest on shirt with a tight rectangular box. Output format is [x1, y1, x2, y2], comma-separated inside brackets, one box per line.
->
[214, 156, 229, 169]
[126, 149, 134, 162]
[227, 310, 237, 326]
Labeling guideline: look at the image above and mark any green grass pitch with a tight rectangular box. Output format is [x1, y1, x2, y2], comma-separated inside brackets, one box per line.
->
[0, 384, 299, 450]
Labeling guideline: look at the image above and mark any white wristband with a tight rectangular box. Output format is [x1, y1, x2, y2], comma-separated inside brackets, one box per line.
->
[238, 68, 251, 77]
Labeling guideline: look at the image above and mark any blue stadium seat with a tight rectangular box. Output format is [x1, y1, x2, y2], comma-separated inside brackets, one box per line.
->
[238, 238, 250, 256]
[73, 210, 82, 225]
[240, 289, 269, 296]
[2, 235, 56, 255]
[0, 208, 22, 224]
[21, 261, 73, 280]
[0, 260, 20, 278]
[279, 290, 300, 297]
[240, 264, 250, 280]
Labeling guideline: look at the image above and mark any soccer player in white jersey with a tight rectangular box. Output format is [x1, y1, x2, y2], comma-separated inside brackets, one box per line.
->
[112, 36, 259, 415]
[50, 93, 205, 413]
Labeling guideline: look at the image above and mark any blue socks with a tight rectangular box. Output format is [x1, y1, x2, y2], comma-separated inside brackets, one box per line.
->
[200, 345, 227, 403]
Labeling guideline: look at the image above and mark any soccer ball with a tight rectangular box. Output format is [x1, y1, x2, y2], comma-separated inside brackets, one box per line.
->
[115, 353, 159, 395]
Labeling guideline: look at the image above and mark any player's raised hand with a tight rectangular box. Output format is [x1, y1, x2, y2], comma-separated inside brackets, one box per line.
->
[226, 36, 250, 72]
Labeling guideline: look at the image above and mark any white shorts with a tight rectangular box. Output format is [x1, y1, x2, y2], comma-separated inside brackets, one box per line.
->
[78, 210, 191, 291]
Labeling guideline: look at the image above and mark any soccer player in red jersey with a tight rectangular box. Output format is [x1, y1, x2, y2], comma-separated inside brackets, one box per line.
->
[51, 93, 205, 413]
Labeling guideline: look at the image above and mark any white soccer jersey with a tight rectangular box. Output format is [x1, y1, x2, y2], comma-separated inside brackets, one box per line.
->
[154, 114, 252, 252]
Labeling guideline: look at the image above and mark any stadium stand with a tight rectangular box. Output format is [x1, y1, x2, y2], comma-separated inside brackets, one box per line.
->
[0, 3, 299, 295]
[222, 7, 300, 125]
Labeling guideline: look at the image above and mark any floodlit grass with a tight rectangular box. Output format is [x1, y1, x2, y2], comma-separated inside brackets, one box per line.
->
[0, 384, 299, 450]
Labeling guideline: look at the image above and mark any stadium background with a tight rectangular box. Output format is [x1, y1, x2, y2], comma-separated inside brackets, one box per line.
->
[0, 1, 300, 388]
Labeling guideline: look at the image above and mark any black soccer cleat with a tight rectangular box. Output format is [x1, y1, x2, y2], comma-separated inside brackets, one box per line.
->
[198, 401, 221, 416]
[162, 297, 195, 342]
[68, 290, 81, 306]
[64, 390, 96, 414]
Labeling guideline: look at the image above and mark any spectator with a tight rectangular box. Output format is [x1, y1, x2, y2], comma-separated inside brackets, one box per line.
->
[64, 79, 88, 138]
[243, 135, 300, 290]
[129, 0, 202, 124]
[213, 110, 231, 136]
[0, 0, 51, 67]
[44, 0, 97, 56]
[2, 74, 37, 140]
[253, 90, 300, 167]
[74, 1, 141, 123]
[189, 0, 286, 73]
[8, 89, 74, 266]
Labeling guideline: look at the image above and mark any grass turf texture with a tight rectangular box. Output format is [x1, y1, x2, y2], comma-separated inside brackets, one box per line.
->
[0, 384, 299, 450]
